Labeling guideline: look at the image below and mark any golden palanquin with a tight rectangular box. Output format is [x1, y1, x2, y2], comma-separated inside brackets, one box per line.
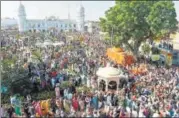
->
[106, 47, 134, 66]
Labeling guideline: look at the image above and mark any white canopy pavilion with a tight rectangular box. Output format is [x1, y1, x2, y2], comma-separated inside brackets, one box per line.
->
[96, 66, 123, 91]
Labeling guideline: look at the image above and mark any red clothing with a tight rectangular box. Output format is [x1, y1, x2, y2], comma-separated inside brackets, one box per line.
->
[72, 98, 79, 111]
[51, 71, 57, 77]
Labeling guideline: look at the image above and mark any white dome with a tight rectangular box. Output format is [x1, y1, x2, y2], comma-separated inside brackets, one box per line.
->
[96, 67, 121, 78]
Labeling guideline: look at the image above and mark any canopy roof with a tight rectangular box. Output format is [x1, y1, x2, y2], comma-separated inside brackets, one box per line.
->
[96, 67, 121, 78]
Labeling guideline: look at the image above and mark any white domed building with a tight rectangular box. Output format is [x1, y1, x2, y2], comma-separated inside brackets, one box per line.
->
[17, 2, 86, 33]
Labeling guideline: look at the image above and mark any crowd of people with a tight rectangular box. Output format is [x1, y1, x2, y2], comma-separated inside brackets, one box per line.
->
[1, 31, 179, 118]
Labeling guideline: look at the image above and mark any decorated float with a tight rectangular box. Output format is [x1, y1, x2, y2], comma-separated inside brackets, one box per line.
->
[106, 47, 148, 75]
[106, 47, 134, 66]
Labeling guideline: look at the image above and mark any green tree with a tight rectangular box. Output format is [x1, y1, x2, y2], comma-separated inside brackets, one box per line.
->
[141, 43, 151, 55]
[1, 56, 17, 72]
[100, 1, 178, 59]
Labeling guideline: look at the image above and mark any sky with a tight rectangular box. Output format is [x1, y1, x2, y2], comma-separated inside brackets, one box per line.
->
[1, 1, 115, 21]
[1, 1, 179, 21]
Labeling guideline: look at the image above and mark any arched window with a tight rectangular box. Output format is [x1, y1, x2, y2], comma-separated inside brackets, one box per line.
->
[74, 24, 76, 27]
[38, 24, 40, 28]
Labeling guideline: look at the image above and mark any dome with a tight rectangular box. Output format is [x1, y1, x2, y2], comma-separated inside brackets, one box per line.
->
[96, 67, 121, 78]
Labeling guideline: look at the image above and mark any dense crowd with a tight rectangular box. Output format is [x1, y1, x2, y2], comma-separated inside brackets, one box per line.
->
[1, 32, 179, 118]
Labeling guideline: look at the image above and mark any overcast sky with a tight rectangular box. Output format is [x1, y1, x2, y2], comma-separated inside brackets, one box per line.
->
[1, 1, 179, 21]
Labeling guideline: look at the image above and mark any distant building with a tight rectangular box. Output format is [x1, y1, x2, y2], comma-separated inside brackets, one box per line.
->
[1, 18, 18, 30]
[17, 2, 85, 33]
[171, 32, 179, 65]
[84, 21, 100, 33]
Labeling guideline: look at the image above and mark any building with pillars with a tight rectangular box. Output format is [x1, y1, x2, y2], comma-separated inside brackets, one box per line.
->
[17, 2, 85, 33]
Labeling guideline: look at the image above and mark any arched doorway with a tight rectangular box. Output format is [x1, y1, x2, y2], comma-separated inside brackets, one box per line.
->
[108, 81, 117, 90]
[99, 80, 106, 91]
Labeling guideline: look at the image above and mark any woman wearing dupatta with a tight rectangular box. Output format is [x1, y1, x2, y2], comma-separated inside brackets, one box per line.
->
[72, 96, 79, 111]
[67, 93, 73, 100]
[79, 99, 85, 111]
[34, 101, 42, 116]
[63, 99, 70, 113]
[64, 88, 68, 99]
[55, 84, 60, 98]
[92, 94, 98, 110]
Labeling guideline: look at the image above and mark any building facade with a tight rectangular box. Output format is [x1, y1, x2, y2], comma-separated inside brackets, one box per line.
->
[84, 21, 100, 33]
[18, 2, 85, 33]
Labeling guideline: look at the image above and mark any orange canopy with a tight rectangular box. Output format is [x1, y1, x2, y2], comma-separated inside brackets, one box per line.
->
[106, 47, 134, 66]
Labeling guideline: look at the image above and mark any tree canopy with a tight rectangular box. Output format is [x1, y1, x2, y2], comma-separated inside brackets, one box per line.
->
[100, 1, 178, 58]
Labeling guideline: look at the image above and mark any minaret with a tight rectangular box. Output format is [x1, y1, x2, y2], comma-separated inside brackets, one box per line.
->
[18, 1, 27, 32]
[68, 5, 70, 20]
[77, 2, 85, 32]
[68, 4, 71, 31]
